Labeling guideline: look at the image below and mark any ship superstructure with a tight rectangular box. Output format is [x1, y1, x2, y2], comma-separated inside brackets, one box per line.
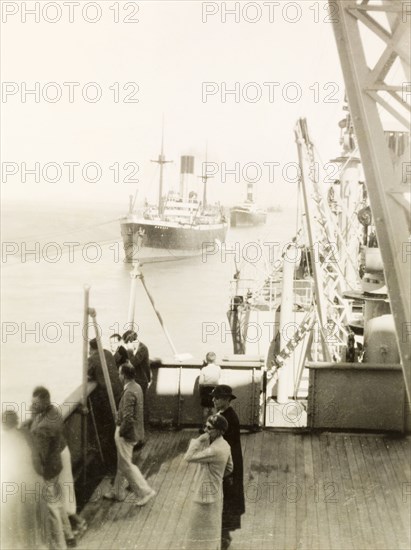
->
[230, 181, 267, 226]
[120, 138, 227, 262]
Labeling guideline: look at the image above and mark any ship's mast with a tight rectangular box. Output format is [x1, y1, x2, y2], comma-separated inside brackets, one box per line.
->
[200, 143, 213, 209]
[151, 119, 172, 218]
[246, 182, 254, 202]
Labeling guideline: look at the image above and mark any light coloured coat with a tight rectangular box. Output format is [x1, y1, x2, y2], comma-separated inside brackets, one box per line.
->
[184, 435, 233, 504]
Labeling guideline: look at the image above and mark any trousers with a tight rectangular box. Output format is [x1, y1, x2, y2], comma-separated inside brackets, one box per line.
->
[43, 476, 72, 549]
[113, 427, 152, 500]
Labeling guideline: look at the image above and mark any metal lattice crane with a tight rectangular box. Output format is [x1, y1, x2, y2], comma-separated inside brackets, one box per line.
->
[330, 0, 411, 401]
[295, 118, 361, 363]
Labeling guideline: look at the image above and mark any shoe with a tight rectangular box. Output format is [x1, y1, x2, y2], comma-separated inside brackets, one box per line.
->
[134, 489, 156, 506]
[222, 532, 232, 550]
[72, 519, 87, 538]
[103, 491, 125, 502]
[66, 538, 77, 548]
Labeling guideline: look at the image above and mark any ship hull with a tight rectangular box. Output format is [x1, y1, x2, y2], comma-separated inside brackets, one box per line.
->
[121, 218, 228, 262]
[230, 208, 267, 227]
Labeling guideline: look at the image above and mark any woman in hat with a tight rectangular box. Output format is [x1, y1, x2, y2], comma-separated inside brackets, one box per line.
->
[184, 414, 233, 550]
[211, 385, 245, 550]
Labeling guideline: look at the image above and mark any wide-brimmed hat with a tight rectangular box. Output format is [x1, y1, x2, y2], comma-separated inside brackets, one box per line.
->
[211, 385, 237, 400]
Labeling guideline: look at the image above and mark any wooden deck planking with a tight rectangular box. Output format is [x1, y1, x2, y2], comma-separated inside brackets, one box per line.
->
[343, 435, 378, 549]
[227, 431, 249, 550]
[400, 438, 411, 477]
[284, 432, 298, 550]
[77, 430, 410, 550]
[319, 434, 341, 549]
[106, 430, 169, 550]
[97, 434, 159, 549]
[356, 436, 394, 549]
[310, 434, 332, 549]
[331, 436, 358, 550]
[128, 431, 186, 550]
[154, 432, 197, 549]
[274, 438, 289, 548]
[355, 434, 396, 549]
[300, 434, 320, 549]
[258, 431, 279, 550]
[293, 434, 308, 550]
[78, 476, 120, 550]
[236, 431, 264, 550]
[79, 431, 164, 550]
[371, 437, 410, 548]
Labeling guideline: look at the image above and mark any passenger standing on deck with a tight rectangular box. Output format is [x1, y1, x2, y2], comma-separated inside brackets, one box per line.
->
[22, 387, 74, 549]
[199, 352, 221, 425]
[88, 337, 123, 470]
[123, 330, 151, 430]
[1, 410, 47, 549]
[104, 363, 155, 505]
[88, 338, 123, 405]
[212, 385, 245, 550]
[184, 414, 233, 550]
[122, 330, 151, 394]
[110, 333, 128, 368]
[24, 387, 86, 545]
[59, 440, 88, 540]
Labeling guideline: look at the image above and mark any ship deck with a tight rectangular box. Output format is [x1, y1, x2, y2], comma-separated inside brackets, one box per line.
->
[77, 429, 411, 550]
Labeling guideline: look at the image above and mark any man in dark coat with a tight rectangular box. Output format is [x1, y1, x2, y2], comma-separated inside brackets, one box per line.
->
[122, 330, 151, 394]
[110, 333, 129, 368]
[88, 338, 123, 469]
[88, 338, 123, 405]
[123, 330, 151, 432]
[212, 385, 245, 550]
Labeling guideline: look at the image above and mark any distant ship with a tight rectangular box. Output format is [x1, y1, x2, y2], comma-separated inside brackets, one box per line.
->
[267, 204, 283, 213]
[230, 182, 267, 227]
[120, 139, 228, 262]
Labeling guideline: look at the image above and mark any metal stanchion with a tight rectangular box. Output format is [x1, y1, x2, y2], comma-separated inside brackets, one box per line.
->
[81, 285, 90, 486]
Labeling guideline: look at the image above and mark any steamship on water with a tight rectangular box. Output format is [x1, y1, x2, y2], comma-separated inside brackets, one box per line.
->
[4, 3, 410, 550]
[230, 182, 267, 227]
[120, 140, 228, 262]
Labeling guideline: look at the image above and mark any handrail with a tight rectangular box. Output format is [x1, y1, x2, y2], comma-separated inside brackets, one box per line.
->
[307, 362, 402, 370]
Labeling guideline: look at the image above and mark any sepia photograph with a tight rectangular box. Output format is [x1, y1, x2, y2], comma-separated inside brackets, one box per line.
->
[1, 1, 410, 549]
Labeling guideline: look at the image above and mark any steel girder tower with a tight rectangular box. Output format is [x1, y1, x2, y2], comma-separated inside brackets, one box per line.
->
[330, 0, 411, 401]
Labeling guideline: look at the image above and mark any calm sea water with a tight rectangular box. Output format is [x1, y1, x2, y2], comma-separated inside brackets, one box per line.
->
[1, 202, 297, 409]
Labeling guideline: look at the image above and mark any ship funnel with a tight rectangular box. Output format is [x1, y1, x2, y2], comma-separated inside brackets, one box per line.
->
[246, 182, 254, 202]
[180, 156, 194, 174]
[180, 155, 195, 199]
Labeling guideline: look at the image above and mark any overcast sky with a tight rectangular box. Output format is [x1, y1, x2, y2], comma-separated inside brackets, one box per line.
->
[2, 1, 355, 208]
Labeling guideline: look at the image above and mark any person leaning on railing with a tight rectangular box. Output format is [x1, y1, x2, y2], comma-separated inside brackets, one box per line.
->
[87, 338, 123, 471]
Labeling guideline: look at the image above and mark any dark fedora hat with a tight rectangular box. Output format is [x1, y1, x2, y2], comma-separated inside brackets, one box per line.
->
[211, 384, 237, 400]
